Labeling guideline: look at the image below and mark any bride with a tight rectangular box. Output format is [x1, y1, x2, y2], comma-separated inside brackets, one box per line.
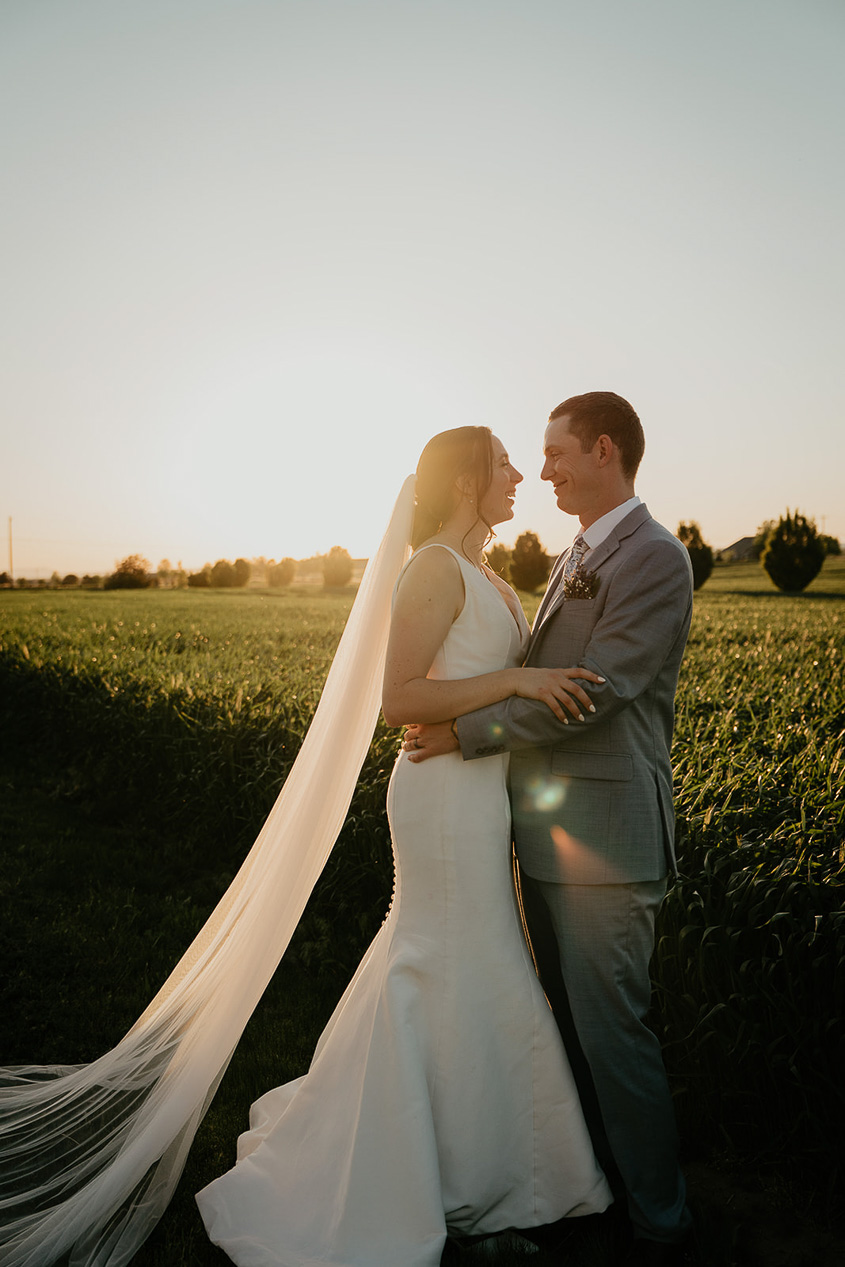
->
[0, 426, 610, 1267]
[197, 426, 610, 1264]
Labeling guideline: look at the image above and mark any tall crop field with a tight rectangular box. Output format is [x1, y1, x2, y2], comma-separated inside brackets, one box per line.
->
[1, 562, 843, 1208]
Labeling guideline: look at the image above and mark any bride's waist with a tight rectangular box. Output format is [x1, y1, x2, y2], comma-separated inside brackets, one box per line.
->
[389, 747, 509, 779]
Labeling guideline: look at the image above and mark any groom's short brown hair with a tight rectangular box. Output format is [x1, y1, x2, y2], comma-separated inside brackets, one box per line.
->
[549, 391, 645, 480]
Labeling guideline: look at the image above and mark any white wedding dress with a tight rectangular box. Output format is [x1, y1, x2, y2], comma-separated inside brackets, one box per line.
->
[196, 546, 611, 1267]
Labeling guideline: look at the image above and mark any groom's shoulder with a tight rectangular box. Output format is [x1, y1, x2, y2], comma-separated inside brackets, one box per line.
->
[634, 512, 681, 548]
[625, 508, 693, 574]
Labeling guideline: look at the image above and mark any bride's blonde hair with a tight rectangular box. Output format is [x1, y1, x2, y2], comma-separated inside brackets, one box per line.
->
[411, 426, 494, 550]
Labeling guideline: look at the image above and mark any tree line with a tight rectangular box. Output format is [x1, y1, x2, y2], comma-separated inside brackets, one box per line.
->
[68, 547, 358, 592]
[0, 549, 357, 592]
[490, 512, 839, 595]
[2, 512, 837, 595]
[675, 512, 839, 592]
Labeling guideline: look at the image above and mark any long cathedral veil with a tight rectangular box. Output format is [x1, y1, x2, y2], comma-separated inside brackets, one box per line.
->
[0, 476, 416, 1267]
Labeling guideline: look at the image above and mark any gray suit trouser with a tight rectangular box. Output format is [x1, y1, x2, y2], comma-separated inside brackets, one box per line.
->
[519, 872, 692, 1245]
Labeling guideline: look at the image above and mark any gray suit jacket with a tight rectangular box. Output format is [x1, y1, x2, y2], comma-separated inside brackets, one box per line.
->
[456, 504, 693, 885]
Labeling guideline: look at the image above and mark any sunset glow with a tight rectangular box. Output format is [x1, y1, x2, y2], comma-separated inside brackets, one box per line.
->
[2, 1, 843, 579]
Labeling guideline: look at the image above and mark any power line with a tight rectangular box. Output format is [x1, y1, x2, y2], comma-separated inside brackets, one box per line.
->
[10, 535, 151, 548]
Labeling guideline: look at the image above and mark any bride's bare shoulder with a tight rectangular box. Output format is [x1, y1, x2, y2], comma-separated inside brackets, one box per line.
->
[395, 539, 465, 601]
[407, 538, 466, 571]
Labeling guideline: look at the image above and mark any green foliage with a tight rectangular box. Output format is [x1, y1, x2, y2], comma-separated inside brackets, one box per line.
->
[187, 565, 211, 588]
[485, 543, 512, 581]
[508, 531, 550, 593]
[660, 585, 845, 1164]
[104, 554, 152, 590]
[822, 534, 842, 557]
[753, 519, 776, 560]
[210, 559, 237, 587]
[677, 521, 714, 591]
[233, 558, 251, 587]
[1, 577, 843, 1188]
[692, 555, 845, 596]
[654, 840, 844, 1165]
[269, 558, 296, 587]
[322, 545, 353, 588]
[761, 510, 826, 592]
[0, 590, 356, 843]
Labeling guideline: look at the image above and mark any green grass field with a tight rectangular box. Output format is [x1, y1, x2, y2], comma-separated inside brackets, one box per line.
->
[1, 557, 843, 1265]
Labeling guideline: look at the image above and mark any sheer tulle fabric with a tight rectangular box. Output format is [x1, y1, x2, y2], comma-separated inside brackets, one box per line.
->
[0, 477, 416, 1267]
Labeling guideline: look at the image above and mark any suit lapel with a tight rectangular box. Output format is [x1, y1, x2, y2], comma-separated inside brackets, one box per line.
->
[532, 549, 568, 630]
[532, 504, 652, 632]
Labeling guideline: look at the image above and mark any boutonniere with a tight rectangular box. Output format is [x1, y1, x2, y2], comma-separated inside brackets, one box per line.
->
[562, 565, 600, 600]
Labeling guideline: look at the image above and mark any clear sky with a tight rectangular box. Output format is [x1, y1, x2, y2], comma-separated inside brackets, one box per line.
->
[2, 0, 843, 578]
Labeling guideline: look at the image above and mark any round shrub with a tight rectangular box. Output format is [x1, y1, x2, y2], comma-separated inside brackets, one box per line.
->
[322, 547, 353, 588]
[509, 532, 550, 593]
[677, 521, 714, 591]
[104, 555, 152, 589]
[269, 558, 296, 587]
[761, 511, 826, 592]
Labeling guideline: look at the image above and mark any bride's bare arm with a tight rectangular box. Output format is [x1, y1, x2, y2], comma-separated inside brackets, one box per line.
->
[382, 547, 600, 728]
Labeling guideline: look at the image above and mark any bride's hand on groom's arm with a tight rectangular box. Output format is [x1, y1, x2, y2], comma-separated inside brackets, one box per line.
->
[515, 666, 605, 724]
[401, 662, 603, 761]
[402, 721, 458, 762]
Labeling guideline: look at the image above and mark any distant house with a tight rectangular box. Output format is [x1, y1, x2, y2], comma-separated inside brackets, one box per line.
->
[722, 536, 756, 562]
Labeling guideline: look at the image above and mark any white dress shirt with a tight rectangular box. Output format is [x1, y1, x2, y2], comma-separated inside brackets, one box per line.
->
[574, 496, 642, 564]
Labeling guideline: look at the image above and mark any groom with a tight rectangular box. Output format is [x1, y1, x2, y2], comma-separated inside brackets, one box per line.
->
[405, 392, 693, 1264]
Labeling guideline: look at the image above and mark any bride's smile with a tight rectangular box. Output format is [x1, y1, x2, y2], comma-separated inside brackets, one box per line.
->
[479, 435, 523, 527]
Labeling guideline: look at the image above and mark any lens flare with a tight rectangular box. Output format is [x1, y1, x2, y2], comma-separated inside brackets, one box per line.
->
[522, 776, 566, 813]
[550, 826, 624, 881]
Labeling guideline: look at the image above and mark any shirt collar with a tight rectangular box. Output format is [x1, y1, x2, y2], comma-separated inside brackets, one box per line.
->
[578, 496, 642, 553]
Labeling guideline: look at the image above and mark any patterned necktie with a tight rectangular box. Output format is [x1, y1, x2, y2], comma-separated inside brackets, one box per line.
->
[562, 535, 587, 587]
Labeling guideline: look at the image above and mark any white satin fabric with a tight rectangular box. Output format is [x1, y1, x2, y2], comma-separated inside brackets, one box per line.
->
[196, 546, 611, 1267]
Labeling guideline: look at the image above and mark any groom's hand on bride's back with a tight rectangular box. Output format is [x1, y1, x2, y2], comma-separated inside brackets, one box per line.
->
[402, 721, 458, 762]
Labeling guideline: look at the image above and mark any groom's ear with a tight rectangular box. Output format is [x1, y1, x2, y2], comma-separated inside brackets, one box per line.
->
[594, 434, 615, 467]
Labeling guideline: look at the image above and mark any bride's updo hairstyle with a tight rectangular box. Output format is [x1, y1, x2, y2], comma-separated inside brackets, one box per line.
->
[412, 425, 494, 551]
